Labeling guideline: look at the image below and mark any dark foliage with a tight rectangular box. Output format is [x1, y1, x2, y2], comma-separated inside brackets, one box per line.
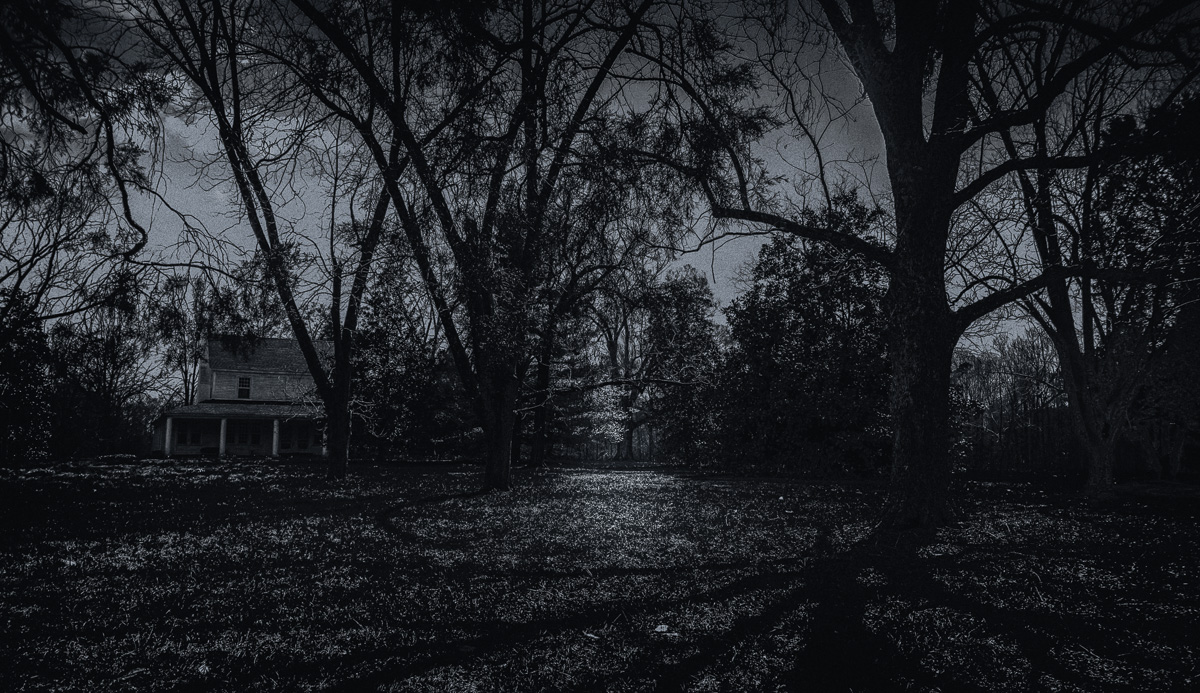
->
[45, 305, 159, 457]
[0, 291, 51, 464]
[953, 330, 1081, 480]
[640, 267, 722, 464]
[1096, 95, 1200, 436]
[720, 232, 890, 476]
[352, 340, 478, 461]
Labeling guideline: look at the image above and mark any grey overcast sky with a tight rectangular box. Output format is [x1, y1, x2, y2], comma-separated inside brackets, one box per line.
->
[131, 24, 890, 313]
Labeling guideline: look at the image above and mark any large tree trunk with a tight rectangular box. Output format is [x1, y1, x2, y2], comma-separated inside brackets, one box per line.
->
[1053, 345, 1122, 497]
[1075, 406, 1118, 496]
[530, 333, 554, 468]
[324, 364, 352, 479]
[1082, 430, 1116, 494]
[880, 149, 959, 529]
[483, 413, 515, 490]
[620, 422, 635, 461]
[481, 369, 519, 491]
[882, 279, 956, 528]
[325, 404, 350, 480]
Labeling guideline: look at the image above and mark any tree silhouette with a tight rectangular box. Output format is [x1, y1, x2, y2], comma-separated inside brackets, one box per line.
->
[127, 0, 396, 478]
[285, 0, 669, 488]
[642, 0, 1199, 526]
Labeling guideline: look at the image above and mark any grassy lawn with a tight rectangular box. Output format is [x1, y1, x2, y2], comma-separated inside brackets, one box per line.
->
[1, 460, 1197, 691]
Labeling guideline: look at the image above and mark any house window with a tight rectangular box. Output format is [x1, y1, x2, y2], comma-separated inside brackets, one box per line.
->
[231, 422, 262, 447]
[297, 429, 309, 449]
[237, 376, 251, 399]
[176, 422, 202, 446]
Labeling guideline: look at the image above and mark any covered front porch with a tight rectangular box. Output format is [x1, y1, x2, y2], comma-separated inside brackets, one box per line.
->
[154, 403, 323, 458]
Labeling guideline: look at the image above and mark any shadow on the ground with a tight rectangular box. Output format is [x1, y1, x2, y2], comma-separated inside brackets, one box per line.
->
[4, 461, 1198, 692]
[314, 520, 943, 692]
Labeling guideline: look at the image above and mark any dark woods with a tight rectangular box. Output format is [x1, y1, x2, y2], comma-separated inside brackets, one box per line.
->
[2, 0, 1199, 527]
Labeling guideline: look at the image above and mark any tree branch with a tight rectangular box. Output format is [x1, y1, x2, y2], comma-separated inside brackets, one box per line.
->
[711, 206, 894, 268]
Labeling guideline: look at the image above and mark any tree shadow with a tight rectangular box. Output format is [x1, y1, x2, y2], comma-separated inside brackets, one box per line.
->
[777, 528, 976, 693]
[310, 524, 951, 693]
[618, 527, 962, 693]
[309, 559, 813, 692]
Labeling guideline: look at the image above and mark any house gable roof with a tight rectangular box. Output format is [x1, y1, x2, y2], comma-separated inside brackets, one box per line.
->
[205, 337, 331, 375]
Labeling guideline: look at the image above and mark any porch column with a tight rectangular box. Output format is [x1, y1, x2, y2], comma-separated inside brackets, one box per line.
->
[272, 419, 280, 457]
[164, 417, 173, 457]
[219, 418, 227, 457]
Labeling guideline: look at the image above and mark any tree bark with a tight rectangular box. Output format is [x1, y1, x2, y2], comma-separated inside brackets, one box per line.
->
[480, 368, 519, 490]
[530, 329, 555, 468]
[325, 352, 352, 480]
[881, 274, 957, 529]
[1082, 430, 1116, 495]
[1052, 340, 1123, 497]
[483, 411, 515, 490]
[872, 126, 962, 529]
[325, 402, 350, 480]
[510, 408, 523, 467]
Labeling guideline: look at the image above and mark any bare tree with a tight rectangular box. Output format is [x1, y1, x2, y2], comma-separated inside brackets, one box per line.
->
[128, 0, 394, 478]
[283, 0, 667, 489]
[1, 0, 168, 329]
[1003, 91, 1200, 491]
[641, 0, 1199, 526]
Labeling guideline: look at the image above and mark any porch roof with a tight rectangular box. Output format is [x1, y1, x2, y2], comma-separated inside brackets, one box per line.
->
[163, 403, 320, 420]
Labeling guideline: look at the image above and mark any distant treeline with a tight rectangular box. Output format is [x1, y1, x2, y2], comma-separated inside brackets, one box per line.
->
[7, 226, 1195, 484]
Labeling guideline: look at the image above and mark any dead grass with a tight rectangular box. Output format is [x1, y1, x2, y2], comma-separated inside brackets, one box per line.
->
[0, 460, 1196, 691]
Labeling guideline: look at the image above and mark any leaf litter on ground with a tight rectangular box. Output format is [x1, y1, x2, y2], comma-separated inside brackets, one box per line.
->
[0, 460, 1196, 691]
